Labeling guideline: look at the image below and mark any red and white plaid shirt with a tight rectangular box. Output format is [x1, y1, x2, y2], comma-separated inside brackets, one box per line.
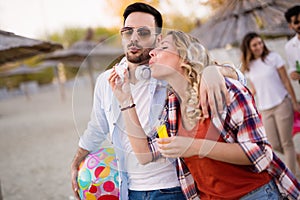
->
[148, 78, 300, 200]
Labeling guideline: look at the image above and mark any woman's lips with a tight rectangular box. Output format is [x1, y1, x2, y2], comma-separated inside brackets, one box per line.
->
[149, 59, 154, 66]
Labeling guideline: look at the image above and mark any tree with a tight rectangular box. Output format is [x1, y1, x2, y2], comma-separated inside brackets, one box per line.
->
[104, 0, 160, 23]
[201, 0, 226, 9]
[103, 0, 209, 32]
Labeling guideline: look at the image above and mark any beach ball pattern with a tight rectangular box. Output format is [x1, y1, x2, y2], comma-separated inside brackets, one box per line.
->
[77, 147, 119, 200]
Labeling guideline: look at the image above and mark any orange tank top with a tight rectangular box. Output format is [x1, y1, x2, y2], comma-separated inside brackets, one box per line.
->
[179, 117, 271, 199]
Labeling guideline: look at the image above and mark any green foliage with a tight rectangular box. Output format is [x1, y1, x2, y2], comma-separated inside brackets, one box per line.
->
[34, 67, 55, 85]
[49, 28, 87, 47]
[0, 66, 81, 90]
[63, 66, 79, 80]
[6, 0, 221, 90]
[164, 14, 198, 33]
[94, 27, 119, 38]
[104, 0, 160, 21]
[201, 0, 226, 9]
[0, 67, 55, 90]
[48, 27, 120, 48]
[0, 76, 22, 89]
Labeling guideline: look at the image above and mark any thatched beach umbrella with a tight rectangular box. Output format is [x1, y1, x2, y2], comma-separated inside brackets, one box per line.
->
[191, 0, 297, 50]
[0, 30, 63, 65]
[43, 40, 98, 63]
[0, 64, 44, 77]
[44, 39, 123, 89]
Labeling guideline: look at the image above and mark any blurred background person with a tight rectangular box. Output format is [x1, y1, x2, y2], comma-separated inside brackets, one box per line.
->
[285, 6, 300, 173]
[240, 32, 300, 174]
[285, 5, 300, 82]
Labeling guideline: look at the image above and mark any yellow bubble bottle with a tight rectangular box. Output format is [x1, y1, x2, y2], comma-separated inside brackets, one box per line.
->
[157, 124, 169, 138]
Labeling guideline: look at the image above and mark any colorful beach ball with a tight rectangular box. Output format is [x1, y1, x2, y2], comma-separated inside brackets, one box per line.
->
[77, 147, 119, 200]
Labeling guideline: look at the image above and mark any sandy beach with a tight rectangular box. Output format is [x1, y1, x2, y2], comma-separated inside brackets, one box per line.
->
[0, 74, 299, 200]
[0, 77, 94, 200]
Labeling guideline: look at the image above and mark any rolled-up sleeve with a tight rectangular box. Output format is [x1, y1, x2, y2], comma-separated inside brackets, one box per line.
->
[79, 72, 110, 152]
[235, 67, 247, 86]
[227, 79, 273, 172]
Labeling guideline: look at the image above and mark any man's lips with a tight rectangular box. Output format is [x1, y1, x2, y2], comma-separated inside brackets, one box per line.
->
[128, 46, 140, 53]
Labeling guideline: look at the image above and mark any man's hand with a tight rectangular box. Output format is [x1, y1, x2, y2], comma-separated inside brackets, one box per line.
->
[71, 164, 80, 200]
[290, 71, 300, 81]
[108, 67, 132, 107]
[71, 148, 89, 200]
[200, 65, 230, 118]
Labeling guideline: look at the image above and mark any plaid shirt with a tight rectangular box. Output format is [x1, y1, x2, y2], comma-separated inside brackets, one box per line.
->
[148, 78, 300, 200]
[147, 94, 199, 200]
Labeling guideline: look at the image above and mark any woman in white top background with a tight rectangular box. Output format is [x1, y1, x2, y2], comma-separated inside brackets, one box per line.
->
[240, 32, 300, 174]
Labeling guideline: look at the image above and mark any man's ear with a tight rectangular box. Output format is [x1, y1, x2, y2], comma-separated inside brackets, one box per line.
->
[288, 23, 293, 31]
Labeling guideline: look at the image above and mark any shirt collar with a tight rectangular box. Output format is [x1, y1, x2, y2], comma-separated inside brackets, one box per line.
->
[291, 35, 300, 47]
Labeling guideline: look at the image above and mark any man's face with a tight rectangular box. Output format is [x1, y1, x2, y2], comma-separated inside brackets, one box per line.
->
[289, 13, 300, 35]
[121, 12, 159, 64]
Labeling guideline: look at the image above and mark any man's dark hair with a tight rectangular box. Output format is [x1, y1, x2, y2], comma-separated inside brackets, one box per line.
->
[284, 5, 300, 23]
[123, 2, 163, 34]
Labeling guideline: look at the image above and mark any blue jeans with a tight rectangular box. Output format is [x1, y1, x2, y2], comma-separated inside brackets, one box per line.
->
[128, 186, 185, 200]
[240, 179, 283, 200]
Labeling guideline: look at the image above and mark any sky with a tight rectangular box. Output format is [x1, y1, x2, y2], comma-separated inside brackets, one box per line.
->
[0, 0, 119, 39]
[0, 0, 210, 39]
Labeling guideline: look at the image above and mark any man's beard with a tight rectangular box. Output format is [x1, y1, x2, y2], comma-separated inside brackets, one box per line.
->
[126, 40, 155, 64]
[126, 47, 152, 64]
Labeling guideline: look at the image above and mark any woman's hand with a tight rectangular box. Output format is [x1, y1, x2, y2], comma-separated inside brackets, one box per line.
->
[108, 66, 132, 106]
[157, 136, 198, 158]
[200, 65, 230, 118]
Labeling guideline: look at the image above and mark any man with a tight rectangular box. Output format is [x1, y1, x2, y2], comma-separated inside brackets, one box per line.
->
[71, 2, 244, 200]
[285, 5, 300, 180]
[285, 5, 300, 81]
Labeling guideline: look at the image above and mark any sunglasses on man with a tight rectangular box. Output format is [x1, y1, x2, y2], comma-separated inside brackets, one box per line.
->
[120, 26, 157, 41]
[292, 20, 300, 25]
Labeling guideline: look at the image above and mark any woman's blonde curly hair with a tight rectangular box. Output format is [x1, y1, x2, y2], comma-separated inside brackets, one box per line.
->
[167, 30, 214, 125]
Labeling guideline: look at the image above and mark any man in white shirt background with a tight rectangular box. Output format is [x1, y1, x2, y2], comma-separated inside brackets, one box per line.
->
[285, 5, 300, 82]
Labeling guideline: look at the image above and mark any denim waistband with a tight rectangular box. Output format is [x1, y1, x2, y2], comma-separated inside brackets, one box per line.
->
[240, 179, 280, 200]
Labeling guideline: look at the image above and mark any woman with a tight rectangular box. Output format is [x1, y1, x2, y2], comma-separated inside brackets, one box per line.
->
[109, 31, 300, 199]
[240, 32, 300, 174]
[149, 30, 300, 199]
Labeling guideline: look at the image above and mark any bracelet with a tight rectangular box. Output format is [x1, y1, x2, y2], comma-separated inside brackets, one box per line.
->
[120, 103, 136, 111]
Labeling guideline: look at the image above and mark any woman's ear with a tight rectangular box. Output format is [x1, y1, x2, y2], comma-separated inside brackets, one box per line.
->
[180, 61, 190, 75]
[181, 58, 189, 66]
[156, 34, 163, 43]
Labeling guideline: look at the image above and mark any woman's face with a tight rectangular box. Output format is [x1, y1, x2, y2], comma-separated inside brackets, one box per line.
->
[249, 37, 264, 59]
[149, 35, 182, 80]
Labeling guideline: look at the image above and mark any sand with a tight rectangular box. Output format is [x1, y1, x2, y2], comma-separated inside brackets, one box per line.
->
[0, 76, 299, 200]
[0, 78, 93, 200]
